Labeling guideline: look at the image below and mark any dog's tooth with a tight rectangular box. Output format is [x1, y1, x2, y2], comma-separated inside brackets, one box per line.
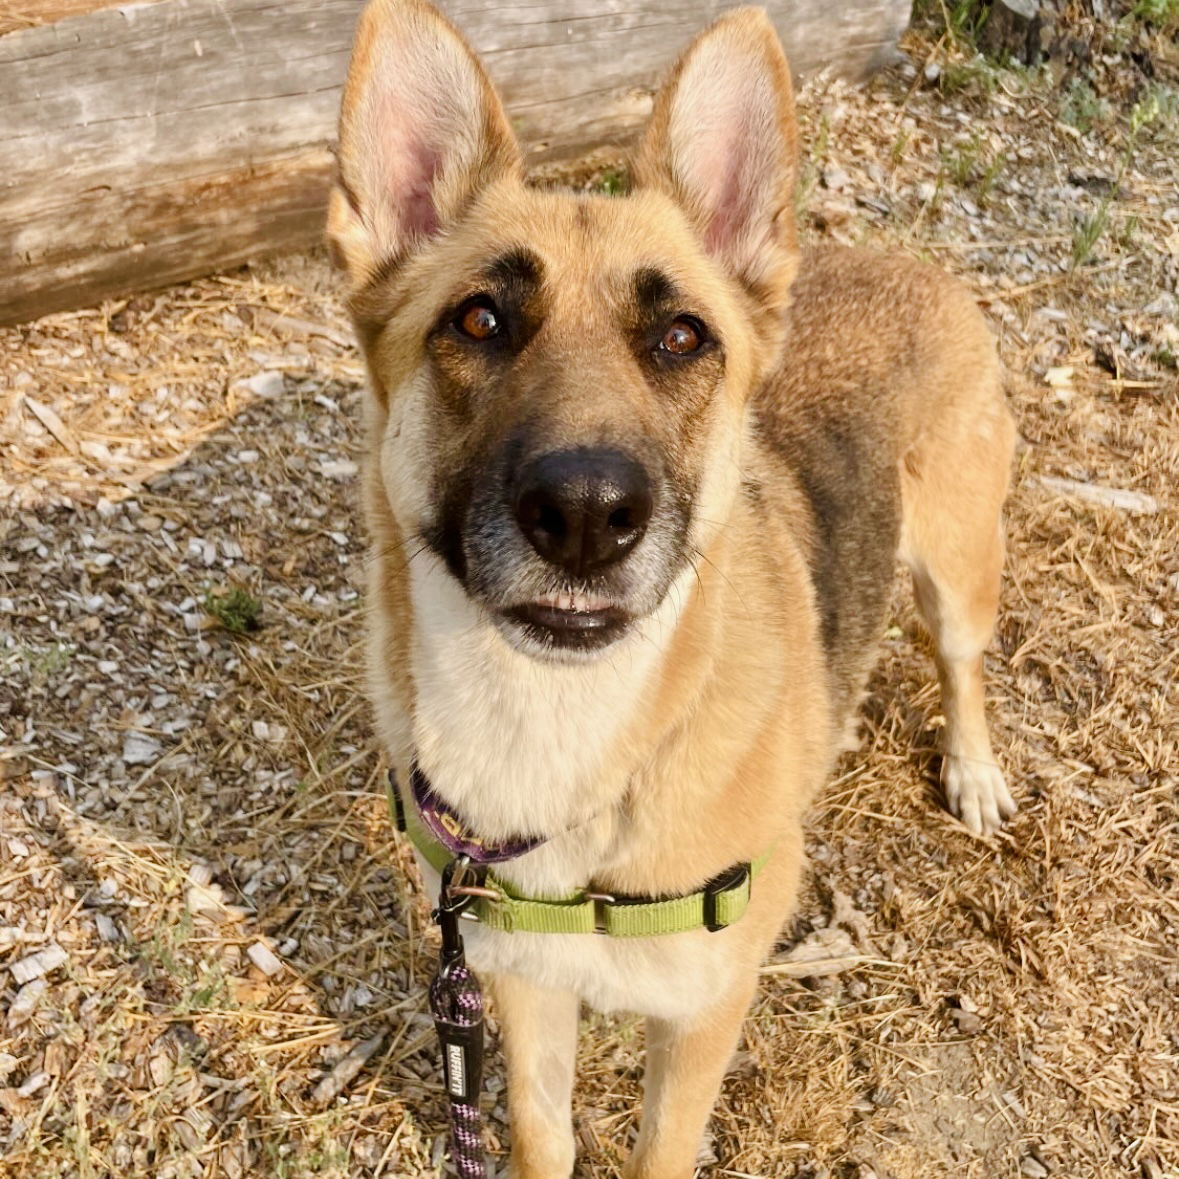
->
[531, 591, 615, 613]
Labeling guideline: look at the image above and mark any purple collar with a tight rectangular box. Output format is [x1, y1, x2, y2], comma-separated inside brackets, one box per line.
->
[410, 767, 549, 865]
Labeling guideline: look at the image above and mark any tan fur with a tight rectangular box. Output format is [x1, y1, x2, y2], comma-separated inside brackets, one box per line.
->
[331, 4, 1015, 1175]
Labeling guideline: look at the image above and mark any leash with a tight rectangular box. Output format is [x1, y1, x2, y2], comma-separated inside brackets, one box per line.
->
[429, 858, 489, 1179]
[394, 768, 772, 1176]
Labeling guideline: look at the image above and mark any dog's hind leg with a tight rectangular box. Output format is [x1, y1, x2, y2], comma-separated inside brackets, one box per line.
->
[491, 973, 579, 1179]
[899, 370, 1017, 835]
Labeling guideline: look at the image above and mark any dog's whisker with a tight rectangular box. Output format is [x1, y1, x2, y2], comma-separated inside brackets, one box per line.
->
[690, 544, 756, 621]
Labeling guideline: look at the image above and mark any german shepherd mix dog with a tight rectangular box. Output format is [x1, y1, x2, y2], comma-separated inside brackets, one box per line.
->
[330, 2, 1016, 1175]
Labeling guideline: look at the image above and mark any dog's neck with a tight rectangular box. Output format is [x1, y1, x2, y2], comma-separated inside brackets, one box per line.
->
[405, 551, 703, 847]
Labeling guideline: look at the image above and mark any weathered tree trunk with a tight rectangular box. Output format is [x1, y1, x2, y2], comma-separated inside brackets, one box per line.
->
[0, 0, 911, 326]
[981, 0, 1043, 65]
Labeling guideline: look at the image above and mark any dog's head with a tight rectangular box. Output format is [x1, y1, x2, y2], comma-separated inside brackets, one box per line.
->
[331, 0, 799, 661]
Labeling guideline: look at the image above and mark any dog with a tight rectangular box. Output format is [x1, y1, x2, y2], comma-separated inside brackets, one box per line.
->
[328, 2, 1016, 1175]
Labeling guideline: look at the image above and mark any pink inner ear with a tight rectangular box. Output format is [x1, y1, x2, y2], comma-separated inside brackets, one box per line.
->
[395, 139, 441, 240]
[670, 50, 781, 269]
[704, 141, 747, 255]
[367, 81, 446, 245]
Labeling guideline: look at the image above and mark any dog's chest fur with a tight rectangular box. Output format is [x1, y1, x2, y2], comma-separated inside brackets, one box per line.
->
[407, 553, 696, 848]
[405, 557, 753, 1020]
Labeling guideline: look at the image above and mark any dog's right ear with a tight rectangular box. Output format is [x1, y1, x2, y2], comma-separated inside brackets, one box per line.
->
[634, 8, 799, 311]
[328, 0, 522, 286]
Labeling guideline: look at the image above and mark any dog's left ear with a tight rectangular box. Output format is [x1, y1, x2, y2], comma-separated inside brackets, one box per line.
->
[328, 0, 523, 286]
[634, 7, 799, 307]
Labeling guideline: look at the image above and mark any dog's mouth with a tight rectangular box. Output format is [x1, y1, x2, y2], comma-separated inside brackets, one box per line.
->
[501, 590, 631, 652]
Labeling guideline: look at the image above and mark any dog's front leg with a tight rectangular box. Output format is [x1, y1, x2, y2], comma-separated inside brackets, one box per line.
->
[624, 973, 757, 1179]
[490, 971, 580, 1179]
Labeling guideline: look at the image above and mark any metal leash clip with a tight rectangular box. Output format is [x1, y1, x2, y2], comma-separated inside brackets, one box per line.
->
[433, 856, 476, 981]
[430, 857, 487, 1117]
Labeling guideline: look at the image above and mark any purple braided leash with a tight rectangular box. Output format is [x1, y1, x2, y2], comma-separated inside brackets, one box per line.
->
[430, 858, 489, 1179]
[429, 961, 487, 1178]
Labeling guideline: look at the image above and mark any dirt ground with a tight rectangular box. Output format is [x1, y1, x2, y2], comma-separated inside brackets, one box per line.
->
[1, 12, 1177, 1179]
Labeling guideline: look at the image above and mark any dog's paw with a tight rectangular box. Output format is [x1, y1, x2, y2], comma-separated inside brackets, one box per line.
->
[942, 755, 1016, 835]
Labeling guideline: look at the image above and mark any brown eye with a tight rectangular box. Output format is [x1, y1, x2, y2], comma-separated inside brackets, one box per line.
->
[660, 317, 705, 356]
[455, 298, 501, 341]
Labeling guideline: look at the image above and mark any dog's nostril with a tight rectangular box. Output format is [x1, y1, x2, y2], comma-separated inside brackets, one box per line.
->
[516, 493, 567, 539]
[608, 506, 635, 532]
[537, 503, 566, 537]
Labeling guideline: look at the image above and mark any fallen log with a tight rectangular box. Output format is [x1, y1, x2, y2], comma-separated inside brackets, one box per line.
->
[0, 0, 911, 326]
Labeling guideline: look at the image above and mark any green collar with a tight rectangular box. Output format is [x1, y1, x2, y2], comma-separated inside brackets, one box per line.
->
[389, 772, 771, 937]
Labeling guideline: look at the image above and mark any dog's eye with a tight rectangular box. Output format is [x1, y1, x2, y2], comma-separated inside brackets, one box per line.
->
[659, 317, 705, 356]
[455, 297, 501, 341]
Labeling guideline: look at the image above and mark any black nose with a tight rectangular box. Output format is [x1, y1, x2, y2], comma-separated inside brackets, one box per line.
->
[513, 448, 654, 577]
